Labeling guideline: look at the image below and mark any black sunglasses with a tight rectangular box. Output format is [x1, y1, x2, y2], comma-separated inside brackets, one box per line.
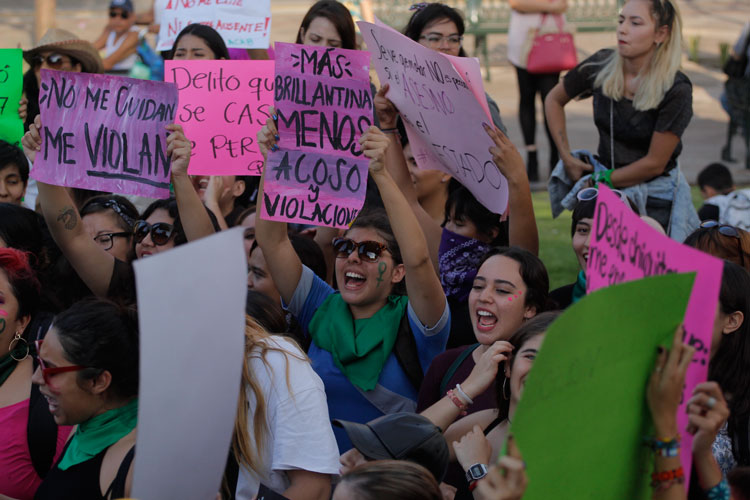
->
[109, 10, 130, 18]
[32, 53, 74, 68]
[332, 237, 390, 263]
[700, 220, 746, 269]
[134, 220, 175, 246]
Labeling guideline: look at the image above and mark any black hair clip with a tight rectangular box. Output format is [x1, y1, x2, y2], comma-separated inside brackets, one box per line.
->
[409, 2, 428, 11]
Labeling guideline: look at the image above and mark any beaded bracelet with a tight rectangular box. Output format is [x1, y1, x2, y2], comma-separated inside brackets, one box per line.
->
[446, 389, 468, 416]
[650, 467, 684, 491]
[705, 478, 730, 500]
[644, 436, 681, 456]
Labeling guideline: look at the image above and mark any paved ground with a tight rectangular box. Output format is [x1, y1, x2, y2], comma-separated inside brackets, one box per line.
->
[3, 0, 749, 185]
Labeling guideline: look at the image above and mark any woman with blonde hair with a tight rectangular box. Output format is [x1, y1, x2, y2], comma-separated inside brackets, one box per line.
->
[546, 0, 699, 242]
[232, 315, 339, 500]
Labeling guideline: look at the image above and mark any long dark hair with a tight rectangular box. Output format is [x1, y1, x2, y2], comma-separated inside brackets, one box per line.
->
[295, 0, 356, 50]
[169, 24, 230, 60]
[709, 261, 750, 466]
[477, 247, 551, 314]
[403, 3, 467, 57]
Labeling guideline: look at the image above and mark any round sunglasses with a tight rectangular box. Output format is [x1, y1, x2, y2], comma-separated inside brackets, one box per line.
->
[700, 220, 746, 269]
[332, 237, 390, 263]
[133, 220, 175, 246]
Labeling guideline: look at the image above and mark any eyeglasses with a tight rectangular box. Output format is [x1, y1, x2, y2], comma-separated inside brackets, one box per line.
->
[109, 10, 130, 19]
[577, 187, 629, 204]
[32, 53, 74, 69]
[700, 220, 746, 269]
[93, 232, 132, 251]
[34, 340, 89, 388]
[419, 34, 463, 46]
[332, 237, 390, 263]
[133, 220, 175, 246]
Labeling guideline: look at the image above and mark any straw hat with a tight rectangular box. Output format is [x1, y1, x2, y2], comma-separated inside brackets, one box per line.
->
[23, 28, 104, 74]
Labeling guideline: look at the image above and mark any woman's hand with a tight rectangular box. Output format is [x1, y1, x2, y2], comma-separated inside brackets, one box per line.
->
[646, 325, 696, 439]
[561, 153, 593, 182]
[360, 126, 390, 175]
[484, 123, 526, 184]
[463, 341, 513, 399]
[257, 105, 278, 159]
[686, 382, 730, 456]
[474, 435, 527, 500]
[18, 97, 28, 121]
[439, 482, 457, 500]
[374, 84, 399, 130]
[204, 176, 229, 206]
[166, 124, 191, 177]
[453, 425, 493, 472]
[21, 114, 43, 164]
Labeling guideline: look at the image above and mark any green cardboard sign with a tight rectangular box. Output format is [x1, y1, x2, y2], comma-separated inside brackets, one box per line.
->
[0, 49, 24, 146]
[511, 273, 695, 499]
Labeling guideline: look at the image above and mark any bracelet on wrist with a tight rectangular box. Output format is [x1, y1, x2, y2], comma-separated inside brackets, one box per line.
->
[446, 389, 469, 416]
[705, 478, 730, 500]
[380, 127, 399, 134]
[650, 467, 684, 491]
[455, 384, 474, 405]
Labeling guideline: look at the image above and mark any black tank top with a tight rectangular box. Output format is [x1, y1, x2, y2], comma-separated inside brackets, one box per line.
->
[34, 440, 135, 500]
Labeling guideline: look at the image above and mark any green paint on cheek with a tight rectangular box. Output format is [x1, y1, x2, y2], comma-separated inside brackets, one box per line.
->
[0, 318, 5, 335]
[376, 262, 387, 287]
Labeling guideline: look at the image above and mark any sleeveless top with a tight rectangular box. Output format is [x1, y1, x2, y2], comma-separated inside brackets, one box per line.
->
[105, 28, 139, 71]
[34, 440, 134, 500]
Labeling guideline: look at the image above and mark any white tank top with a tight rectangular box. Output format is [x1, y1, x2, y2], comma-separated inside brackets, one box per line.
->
[106, 27, 139, 71]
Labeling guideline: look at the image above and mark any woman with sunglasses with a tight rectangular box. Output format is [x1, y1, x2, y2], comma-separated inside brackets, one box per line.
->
[0, 248, 71, 500]
[684, 221, 750, 271]
[256, 121, 450, 452]
[32, 298, 139, 499]
[92, 0, 140, 74]
[22, 115, 217, 304]
[545, 0, 698, 242]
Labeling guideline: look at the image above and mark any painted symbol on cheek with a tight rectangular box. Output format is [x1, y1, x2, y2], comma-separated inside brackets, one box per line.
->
[0, 318, 5, 334]
[376, 262, 387, 287]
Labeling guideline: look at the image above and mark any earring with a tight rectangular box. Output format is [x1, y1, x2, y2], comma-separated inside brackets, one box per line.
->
[9, 331, 29, 361]
[502, 377, 510, 400]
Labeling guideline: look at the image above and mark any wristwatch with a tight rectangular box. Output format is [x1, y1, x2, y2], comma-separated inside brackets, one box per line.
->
[465, 463, 488, 483]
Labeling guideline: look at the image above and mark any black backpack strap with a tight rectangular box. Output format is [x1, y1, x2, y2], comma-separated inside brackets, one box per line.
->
[104, 445, 136, 499]
[393, 309, 425, 392]
[439, 344, 480, 396]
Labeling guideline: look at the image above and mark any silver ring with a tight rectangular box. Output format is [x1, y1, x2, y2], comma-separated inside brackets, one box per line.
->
[707, 396, 717, 409]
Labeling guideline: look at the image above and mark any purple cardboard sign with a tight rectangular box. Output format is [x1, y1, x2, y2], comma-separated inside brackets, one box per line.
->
[262, 149, 367, 228]
[31, 69, 178, 199]
[262, 43, 372, 228]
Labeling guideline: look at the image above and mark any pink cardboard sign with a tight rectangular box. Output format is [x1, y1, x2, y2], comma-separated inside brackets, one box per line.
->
[587, 185, 723, 486]
[31, 70, 178, 199]
[261, 43, 372, 229]
[358, 20, 508, 215]
[166, 60, 274, 176]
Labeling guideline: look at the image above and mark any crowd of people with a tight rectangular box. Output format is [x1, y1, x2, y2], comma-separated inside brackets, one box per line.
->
[1, 0, 749, 499]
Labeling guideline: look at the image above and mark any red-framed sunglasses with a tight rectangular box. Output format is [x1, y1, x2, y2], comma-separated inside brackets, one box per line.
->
[34, 339, 88, 387]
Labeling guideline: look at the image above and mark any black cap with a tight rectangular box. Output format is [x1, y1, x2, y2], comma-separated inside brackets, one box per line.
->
[333, 413, 449, 482]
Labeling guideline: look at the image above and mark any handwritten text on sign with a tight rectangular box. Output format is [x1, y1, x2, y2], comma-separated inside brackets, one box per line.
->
[166, 60, 274, 175]
[587, 185, 723, 486]
[156, 0, 271, 51]
[358, 21, 508, 214]
[0, 49, 24, 146]
[31, 70, 178, 199]
[262, 43, 372, 229]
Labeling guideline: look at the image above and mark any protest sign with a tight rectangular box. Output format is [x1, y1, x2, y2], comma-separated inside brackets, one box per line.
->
[358, 20, 509, 214]
[587, 185, 723, 485]
[156, 0, 271, 51]
[261, 42, 372, 228]
[512, 273, 695, 500]
[132, 227, 246, 500]
[166, 59, 274, 175]
[0, 49, 24, 146]
[30, 70, 178, 199]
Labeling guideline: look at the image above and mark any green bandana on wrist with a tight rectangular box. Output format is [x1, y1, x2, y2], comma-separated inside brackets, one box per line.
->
[58, 398, 138, 471]
[308, 294, 409, 391]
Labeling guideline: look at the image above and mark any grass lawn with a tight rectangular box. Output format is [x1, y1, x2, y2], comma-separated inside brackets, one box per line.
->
[532, 186, 707, 290]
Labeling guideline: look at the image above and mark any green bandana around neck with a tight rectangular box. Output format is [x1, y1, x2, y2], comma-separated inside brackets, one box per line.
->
[58, 398, 138, 471]
[571, 270, 587, 305]
[308, 294, 409, 391]
[0, 342, 29, 387]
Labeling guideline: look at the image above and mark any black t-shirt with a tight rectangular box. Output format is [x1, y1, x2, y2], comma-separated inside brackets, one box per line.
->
[107, 258, 136, 306]
[563, 49, 693, 173]
[697, 203, 720, 222]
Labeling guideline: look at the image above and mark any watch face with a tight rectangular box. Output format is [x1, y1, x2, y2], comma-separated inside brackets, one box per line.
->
[469, 464, 487, 479]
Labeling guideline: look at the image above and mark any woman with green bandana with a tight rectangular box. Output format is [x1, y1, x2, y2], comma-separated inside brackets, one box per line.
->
[256, 122, 450, 453]
[32, 299, 139, 499]
[0, 248, 71, 500]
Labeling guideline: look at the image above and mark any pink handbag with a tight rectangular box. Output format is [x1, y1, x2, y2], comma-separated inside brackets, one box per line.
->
[525, 14, 578, 74]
